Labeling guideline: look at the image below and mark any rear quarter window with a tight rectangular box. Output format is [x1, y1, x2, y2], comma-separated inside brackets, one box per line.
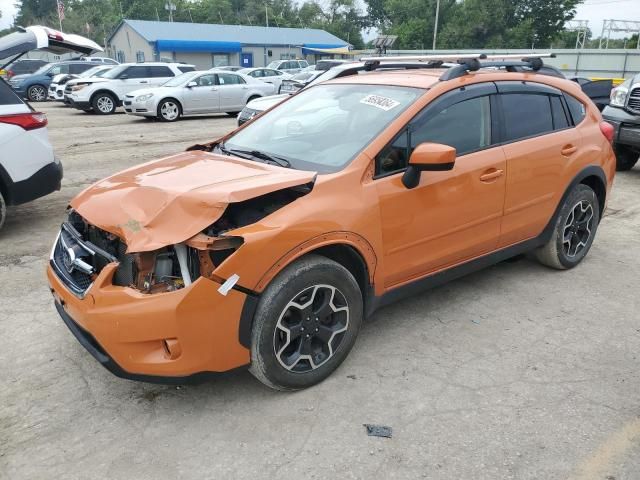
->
[178, 66, 195, 73]
[564, 93, 586, 125]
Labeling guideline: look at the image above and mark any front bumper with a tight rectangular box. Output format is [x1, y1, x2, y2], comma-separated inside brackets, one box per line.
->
[123, 97, 155, 116]
[47, 261, 251, 382]
[603, 105, 640, 149]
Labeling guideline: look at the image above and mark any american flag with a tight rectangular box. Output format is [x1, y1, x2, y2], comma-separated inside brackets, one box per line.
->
[56, 0, 65, 22]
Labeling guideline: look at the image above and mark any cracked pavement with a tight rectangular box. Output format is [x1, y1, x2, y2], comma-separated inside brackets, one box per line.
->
[1, 104, 639, 480]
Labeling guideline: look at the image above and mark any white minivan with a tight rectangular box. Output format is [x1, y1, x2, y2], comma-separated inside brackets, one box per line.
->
[0, 26, 102, 229]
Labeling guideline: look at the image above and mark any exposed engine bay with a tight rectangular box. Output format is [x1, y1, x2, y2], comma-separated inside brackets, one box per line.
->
[63, 182, 313, 295]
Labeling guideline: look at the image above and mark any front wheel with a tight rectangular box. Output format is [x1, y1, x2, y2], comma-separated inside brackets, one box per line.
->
[534, 184, 600, 270]
[92, 93, 117, 114]
[614, 144, 639, 171]
[0, 190, 6, 231]
[157, 99, 181, 121]
[27, 85, 47, 102]
[249, 255, 363, 391]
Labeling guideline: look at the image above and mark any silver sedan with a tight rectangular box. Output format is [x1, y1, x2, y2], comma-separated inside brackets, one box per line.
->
[124, 70, 276, 121]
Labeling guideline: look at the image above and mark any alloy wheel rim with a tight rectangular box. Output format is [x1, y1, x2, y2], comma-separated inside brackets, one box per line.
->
[273, 284, 349, 373]
[97, 96, 113, 113]
[563, 200, 594, 258]
[161, 102, 179, 120]
[31, 86, 45, 101]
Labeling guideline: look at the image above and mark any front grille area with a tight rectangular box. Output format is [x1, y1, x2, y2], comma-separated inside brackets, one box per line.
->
[51, 213, 136, 296]
[628, 88, 640, 113]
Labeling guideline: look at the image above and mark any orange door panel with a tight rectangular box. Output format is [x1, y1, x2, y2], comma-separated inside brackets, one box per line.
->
[375, 146, 507, 288]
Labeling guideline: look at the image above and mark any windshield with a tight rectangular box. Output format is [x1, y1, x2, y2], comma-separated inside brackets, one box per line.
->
[101, 65, 128, 79]
[266, 61, 280, 69]
[163, 71, 199, 87]
[223, 84, 422, 173]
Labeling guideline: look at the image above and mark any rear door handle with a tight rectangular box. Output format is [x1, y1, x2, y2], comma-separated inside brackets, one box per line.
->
[561, 145, 578, 156]
[479, 169, 504, 182]
[139, 80, 148, 84]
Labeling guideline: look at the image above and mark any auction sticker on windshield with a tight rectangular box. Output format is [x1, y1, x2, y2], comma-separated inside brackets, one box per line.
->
[360, 94, 400, 111]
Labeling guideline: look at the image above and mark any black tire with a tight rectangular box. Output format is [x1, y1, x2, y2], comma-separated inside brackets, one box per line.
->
[226, 111, 239, 117]
[249, 254, 363, 391]
[157, 98, 181, 121]
[0, 190, 6, 231]
[91, 92, 117, 115]
[534, 184, 600, 270]
[613, 144, 639, 171]
[27, 84, 47, 102]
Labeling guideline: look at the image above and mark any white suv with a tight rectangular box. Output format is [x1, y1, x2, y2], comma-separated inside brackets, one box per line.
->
[0, 25, 101, 229]
[67, 62, 195, 114]
[266, 59, 308, 75]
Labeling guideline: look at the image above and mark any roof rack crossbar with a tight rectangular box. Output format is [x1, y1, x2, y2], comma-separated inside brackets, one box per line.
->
[438, 56, 554, 81]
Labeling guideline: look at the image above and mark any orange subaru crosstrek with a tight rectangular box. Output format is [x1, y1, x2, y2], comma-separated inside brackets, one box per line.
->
[48, 56, 616, 390]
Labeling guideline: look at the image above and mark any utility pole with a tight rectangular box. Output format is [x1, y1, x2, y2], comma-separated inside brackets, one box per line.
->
[265, 4, 269, 27]
[432, 0, 440, 50]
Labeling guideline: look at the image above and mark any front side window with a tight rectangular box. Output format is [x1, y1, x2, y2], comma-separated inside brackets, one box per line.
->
[376, 96, 492, 176]
[49, 64, 69, 75]
[216, 73, 245, 85]
[501, 93, 554, 142]
[124, 66, 149, 79]
[223, 84, 423, 173]
[196, 74, 216, 86]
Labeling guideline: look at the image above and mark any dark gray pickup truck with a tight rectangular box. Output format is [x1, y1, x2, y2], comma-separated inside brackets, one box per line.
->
[602, 76, 640, 171]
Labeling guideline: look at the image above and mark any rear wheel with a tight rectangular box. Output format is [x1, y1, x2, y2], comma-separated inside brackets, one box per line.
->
[614, 144, 639, 171]
[534, 184, 600, 270]
[27, 85, 47, 102]
[92, 92, 117, 115]
[249, 255, 363, 391]
[157, 99, 181, 121]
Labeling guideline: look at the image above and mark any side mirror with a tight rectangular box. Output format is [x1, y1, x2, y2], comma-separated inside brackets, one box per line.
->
[186, 81, 197, 88]
[119, 74, 128, 80]
[402, 142, 456, 189]
[46, 72, 54, 77]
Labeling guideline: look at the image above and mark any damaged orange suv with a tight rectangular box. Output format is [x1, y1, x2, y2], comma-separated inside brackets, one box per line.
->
[48, 55, 616, 390]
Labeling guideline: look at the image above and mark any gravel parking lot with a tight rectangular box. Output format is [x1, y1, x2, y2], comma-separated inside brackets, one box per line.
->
[1, 103, 640, 480]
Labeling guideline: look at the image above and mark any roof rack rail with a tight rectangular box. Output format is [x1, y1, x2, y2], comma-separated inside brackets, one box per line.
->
[360, 53, 488, 63]
[438, 53, 556, 81]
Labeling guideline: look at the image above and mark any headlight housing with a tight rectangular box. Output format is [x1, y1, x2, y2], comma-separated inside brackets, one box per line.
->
[135, 93, 154, 102]
[610, 79, 631, 108]
[70, 83, 89, 91]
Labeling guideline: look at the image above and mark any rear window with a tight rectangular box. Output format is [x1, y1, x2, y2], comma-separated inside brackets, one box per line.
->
[502, 93, 554, 142]
[149, 66, 173, 77]
[0, 79, 24, 105]
[178, 66, 195, 73]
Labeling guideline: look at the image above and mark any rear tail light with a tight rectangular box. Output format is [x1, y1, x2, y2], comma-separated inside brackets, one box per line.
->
[0, 112, 48, 130]
[600, 121, 614, 143]
[6, 70, 14, 78]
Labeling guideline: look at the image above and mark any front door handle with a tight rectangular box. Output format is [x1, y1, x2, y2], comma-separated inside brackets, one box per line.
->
[210, 88, 218, 91]
[561, 145, 578, 156]
[479, 169, 504, 182]
[139, 80, 148, 84]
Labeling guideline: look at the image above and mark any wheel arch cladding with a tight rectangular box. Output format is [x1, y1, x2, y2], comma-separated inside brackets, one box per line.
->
[579, 174, 606, 218]
[238, 240, 374, 349]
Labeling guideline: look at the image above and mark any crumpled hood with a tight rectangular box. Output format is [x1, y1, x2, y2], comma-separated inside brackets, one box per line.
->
[70, 151, 316, 252]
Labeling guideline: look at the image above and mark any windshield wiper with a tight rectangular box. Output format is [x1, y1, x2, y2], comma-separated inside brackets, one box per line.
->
[219, 144, 291, 168]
